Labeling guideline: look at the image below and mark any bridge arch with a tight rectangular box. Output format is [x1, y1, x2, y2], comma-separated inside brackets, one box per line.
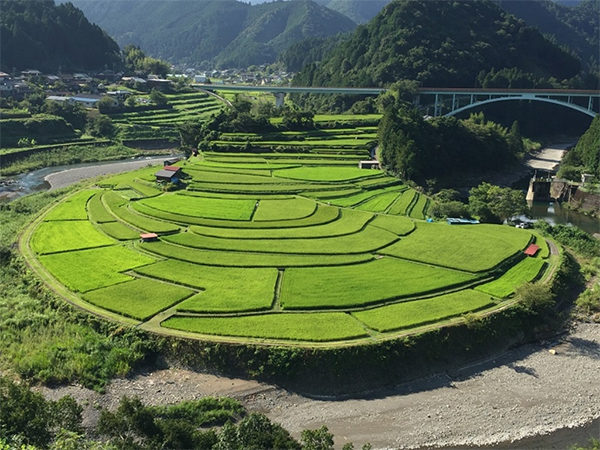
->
[444, 96, 597, 118]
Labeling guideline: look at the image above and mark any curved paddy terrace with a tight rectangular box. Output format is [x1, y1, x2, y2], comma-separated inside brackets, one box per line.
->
[21, 149, 557, 346]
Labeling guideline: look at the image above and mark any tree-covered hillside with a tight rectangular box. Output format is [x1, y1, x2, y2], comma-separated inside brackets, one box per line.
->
[561, 115, 600, 178]
[70, 0, 356, 68]
[378, 87, 524, 184]
[314, 0, 392, 24]
[294, 0, 582, 88]
[0, 0, 121, 72]
[496, 0, 599, 68]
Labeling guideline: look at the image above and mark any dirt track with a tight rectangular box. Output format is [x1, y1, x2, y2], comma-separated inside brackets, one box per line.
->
[39, 321, 600, 449]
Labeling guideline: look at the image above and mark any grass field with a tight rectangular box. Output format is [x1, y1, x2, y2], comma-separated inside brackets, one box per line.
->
[139, 194, 257, 220]
[139, 240, 374, 267]
[97, 221, 141, 240]
[162, 312, 369, 341]
[31, 220, 114, 254]
[163, 224, 398, 255]
[475, 257, 547, 298]
[280, 258, 479, 309]
[134, 260, 277, 312]
[352, 290, 496, 332]
[273, 167, 381, 182]
[380, 223, 532, 272]
[26, 117, 555, 344]
[39, 245, 155, 292]
[87, 192, 117, 223]
[83, 278, 194, 320]
[253, 197, 316, 221]
[190, 209, 373, 239]
[43, 189, 96, 221]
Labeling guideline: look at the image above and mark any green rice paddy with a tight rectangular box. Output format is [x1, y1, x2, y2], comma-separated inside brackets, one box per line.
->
[25, 118, 554, 345]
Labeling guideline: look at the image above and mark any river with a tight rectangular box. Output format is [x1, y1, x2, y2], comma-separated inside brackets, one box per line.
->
[529, 200, 599, 235]
[0, 156, 170, 202]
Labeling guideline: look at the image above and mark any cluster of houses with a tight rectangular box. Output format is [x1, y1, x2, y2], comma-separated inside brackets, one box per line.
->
[0, 69, 176, 108]
[1, 66, 295, 108]
[189, 66, 293, 85]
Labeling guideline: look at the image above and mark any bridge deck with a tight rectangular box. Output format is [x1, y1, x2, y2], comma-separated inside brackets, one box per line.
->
[194, 83, 598, 96]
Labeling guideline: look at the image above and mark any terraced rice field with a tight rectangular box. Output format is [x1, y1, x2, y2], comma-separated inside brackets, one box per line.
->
[25, 118, 554, 345]
[110, 91, 224, 127]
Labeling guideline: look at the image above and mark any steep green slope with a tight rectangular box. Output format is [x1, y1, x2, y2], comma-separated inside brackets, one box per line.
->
[562, 115, 600, 178]
[71, 0, 356, 68]
[496, 0, 599, 67]
[0, 0, 121, 72]
[314, 0, 391, 24]
[294, 0, 582, 88]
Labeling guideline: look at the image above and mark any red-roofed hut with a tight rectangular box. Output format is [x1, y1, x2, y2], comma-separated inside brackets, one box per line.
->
[524, 244, 540, 257]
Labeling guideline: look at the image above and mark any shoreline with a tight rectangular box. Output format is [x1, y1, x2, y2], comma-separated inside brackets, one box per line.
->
[43, 156, 170, 190]
[39, 321, 600, 449]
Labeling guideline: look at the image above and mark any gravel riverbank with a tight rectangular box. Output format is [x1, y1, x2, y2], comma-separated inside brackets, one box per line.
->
[39, 321, 600, 449]
[43, 156, 169, 191]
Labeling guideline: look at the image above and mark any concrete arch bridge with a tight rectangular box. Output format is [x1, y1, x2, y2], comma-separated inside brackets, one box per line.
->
[417, 88, 599, 118]
[194, 84, 599, 117]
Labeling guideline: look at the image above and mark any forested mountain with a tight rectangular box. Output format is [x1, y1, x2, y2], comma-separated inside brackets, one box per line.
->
[70, 0, 356, 68]
[0, 0, 121, 72]
[562, 115, 600, 178]
[313, 0, 391, 24]
[496, 0, 599, 67]
[293, 0, 582, 88]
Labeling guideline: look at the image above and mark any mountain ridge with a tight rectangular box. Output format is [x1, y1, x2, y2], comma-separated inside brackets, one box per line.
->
[293, 0, 583, 89]
[69, 0, 357, 68]
[0, 0, 121, 72]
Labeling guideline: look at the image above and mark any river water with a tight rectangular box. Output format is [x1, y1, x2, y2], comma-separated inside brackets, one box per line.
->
[529, 200, 599, 235]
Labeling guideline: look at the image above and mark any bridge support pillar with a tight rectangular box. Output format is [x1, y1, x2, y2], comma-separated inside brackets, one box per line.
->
[274, 92, 286, 108]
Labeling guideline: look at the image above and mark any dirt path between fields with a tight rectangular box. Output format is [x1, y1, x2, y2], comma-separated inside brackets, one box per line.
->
[38, 321, 600, 449]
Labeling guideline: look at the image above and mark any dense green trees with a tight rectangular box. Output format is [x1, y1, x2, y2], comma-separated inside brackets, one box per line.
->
[149, 89, 169, 107]
[0, 114, 76, 147]
[378, 88, 523, 183]
[0, 376, 82, 447]
[468, 182, 528, 223]
[281, 108, 315, 130]
[497, 0, 600, 70]
[43, 100, 87, 130]
[0, 0, 121, 72]
[87, 115, 116, 138]
[1, 376, 360, 450]
[71, 0, 356, 68]
[560, 114, 600, 179]
[123, 45, 170, 78]
[294, 0, 582, 89]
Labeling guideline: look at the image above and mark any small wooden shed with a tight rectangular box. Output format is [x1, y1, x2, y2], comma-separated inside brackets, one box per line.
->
[140, 232, 158, 242]
[524, 244, 540, 257]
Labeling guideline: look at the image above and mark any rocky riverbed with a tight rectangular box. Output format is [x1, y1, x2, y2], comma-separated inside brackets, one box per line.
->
[39, 321, 600, 449]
